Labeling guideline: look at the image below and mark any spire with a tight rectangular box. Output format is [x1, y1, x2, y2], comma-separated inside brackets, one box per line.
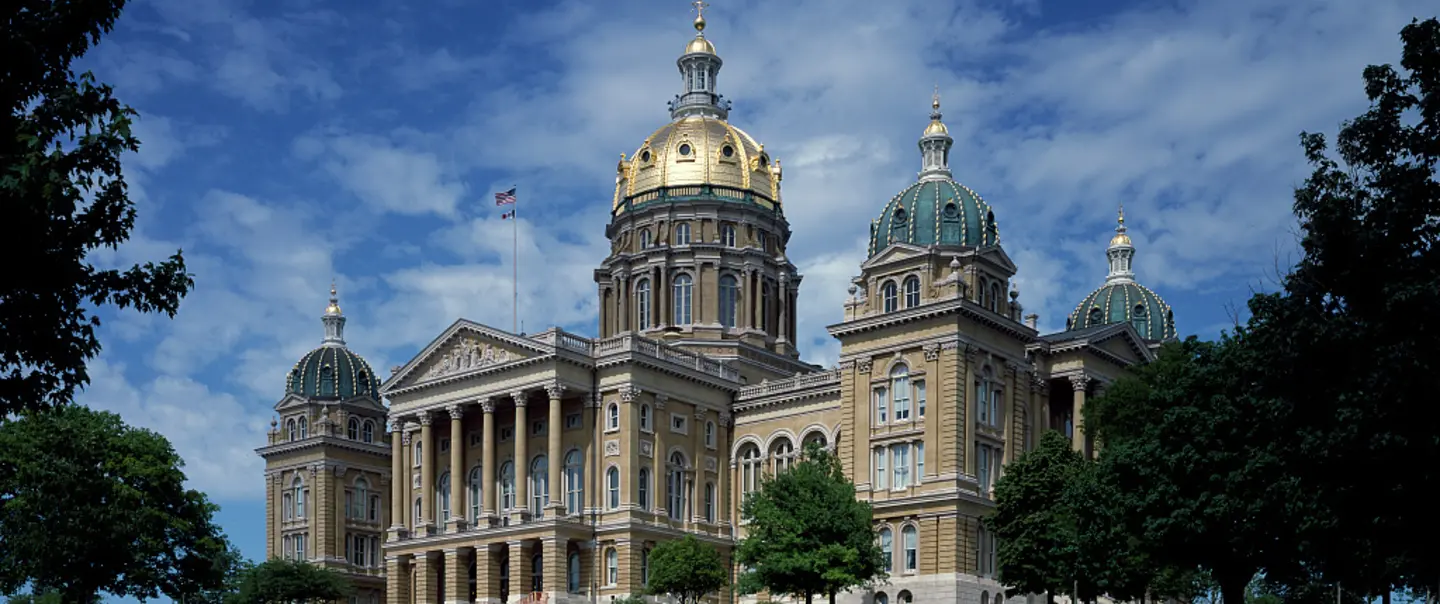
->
[918, 86, 953, 182]
[670, 0, 730, 120]
[1105, 204, 1136, 284]
[321, 282, 347, 346]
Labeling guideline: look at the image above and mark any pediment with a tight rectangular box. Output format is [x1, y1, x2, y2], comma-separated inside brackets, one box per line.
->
[860, 243, 929, 270]
[1075, 323, 1154, 365]
[382, 319, 551, 393]
[978, 245, 1018, 274]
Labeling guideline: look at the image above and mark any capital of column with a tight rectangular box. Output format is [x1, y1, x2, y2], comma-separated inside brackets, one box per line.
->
[511, 390, 529, 408]
[923, 344, 940, 361]
[719, 410, 733, 427]
[401, 431, 413, 445]
[694, 408, 707, 421]
[620, 386, 643, 403]
[482, 397, 497, 414]
[544, 382, 565, 400]
[387, 417, 403, 433]
[1030, 372, 1047, 393]
[654, 393, 668, 410]
[448, 404, 464, 420]
[1069, 374, 1090, 392]
[418, 410, 432, 426]
[964, 344, 980, 362]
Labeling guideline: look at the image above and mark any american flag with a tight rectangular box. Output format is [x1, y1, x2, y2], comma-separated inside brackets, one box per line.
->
[495, 187, 516, 205]
[501, 210, 515, 219]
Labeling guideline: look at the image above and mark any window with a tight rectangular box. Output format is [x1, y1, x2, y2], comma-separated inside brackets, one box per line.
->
[283, 535, 291, 559]
[916, 381, 926, 418]
[978, 367, 1001, 427]
[565, 450, 584, 515]
[874, 387, 888, 424]
[719, 274, 739, 328]
[670, 413, 687, 434]
[348, 417, 360, 440]
[892, 443, 910, 489]
[369, 494, 381, 523]
[298, 417, 308, 438]
[635, 278, 652, 331]
[362, 419, 375, 443]
[978, 526, 998, 578]
[667, 452, 687, 521]
[882, 280, 898, 313]
[292, 477, 306, 519]
[413, 497, 421, 526]
[675, 222, 691, 245]
[982, 593, 991, 604]
[772, 438, 794, 473]
[440, 438, 451, 452]
[902, 525, 918, 572]
[606, 403, 620, 431]
[568, 552, 581, 593]
[740, 445, 761, 495]
[639, 229, 651, 249]
[803, 431, 827, 450]
[704, 420, 716, 448]
[976, 444, 1001, 496]
[673, 273, 693, 325]
[283, 492, 293, 520]
[639, 404, 652, 431]
[350, 534, 369, 566]
[287, 419, 297, 441]
[293, 533, 306, 560]
[704, 482, 715, 522]
[413, 441, 422, 468]
[606, 548, 619, 585]
[565, 412, 581, 430]
[530, 455, 549, 518]
[642, 548, 651, 585]
[757, 230, 768, 251]
[638, 467, 651, 510]
[721, 224, 736, 247]
[469, 467, 483, 524]
[916, 442, 925, 479]
[498, 462, 515, 510]
[879, 528, 893, 572]
[606, 467, 620, 509]
[892, 365, 911, 421]
[903, 276, 920, 308]
[499, 426, 514, 441]
[874, 448, 887, 489]
[351, 478, 370, 519]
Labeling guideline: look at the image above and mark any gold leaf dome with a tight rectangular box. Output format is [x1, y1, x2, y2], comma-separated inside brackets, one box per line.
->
[612, 115, 780, 214]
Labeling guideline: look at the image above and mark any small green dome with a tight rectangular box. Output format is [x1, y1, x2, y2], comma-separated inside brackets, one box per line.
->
[286, 345, 381, 400]
[1068, 281, 1176, 341]
[868, 179, 999, 257]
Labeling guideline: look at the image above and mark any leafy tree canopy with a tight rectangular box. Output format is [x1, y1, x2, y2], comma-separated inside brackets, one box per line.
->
[985, 431, 1086, 602]
[229, 558, 354, 604]
[735, 444, 885, 604]
[0, 405, 231, 602]
[645, 535, 729, 604]
[2, 0, 194, 417]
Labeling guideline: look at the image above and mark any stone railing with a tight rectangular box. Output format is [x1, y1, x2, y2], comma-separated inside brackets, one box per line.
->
[530, 328, 594, 355]
[595, 335, 741, 382]
[738, 369, 841, 398]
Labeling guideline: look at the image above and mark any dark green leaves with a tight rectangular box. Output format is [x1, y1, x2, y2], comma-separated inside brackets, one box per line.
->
[645, 535, 729, 604]
[229, 558, 356, 604]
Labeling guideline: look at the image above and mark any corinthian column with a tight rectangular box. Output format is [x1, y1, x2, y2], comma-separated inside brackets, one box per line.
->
[512, 389, 530, 522]
[389, 418, 405, 538]
[419, 411, 434, 534]
[1069, 374, 1089, 456]
[481, 398, 497, 524]
[447, 405, 465, 532]
[547, 382, 565, 514]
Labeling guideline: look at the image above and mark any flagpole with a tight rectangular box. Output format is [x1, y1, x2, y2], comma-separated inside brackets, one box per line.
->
[513, 184, 519, 333]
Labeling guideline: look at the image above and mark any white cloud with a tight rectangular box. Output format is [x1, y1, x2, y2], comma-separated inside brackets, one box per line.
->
[300, 134, 469, 218]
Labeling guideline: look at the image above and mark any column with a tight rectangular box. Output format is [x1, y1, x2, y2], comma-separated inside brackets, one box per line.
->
[746, 269, 757, 330]
[415, 552, 439, 603]
[386, 555, 411, 604]
[401, 429, 414, 532]
[313, 464, 329, 561]
[476, 544, 499, 604]
[777, 273, 790, 343]
[1070, 374, 1088, 455]
[510, 540, 532, 597]
[653, 395, 668, 521]
[718, 411, 732, 526]
[618, 275, 629, 333]
[481, 398, 497, 524]
[390, 419, 406, 536]
[547, 383, 565, 513]
[963, 346, 978, 476]
[512, 390, 530, 522]
[448, 405, 466, 532]
[585, 393, 599, 511]
[543, 537, 567, 594]
[444, 548, 468, 604]
[419, 411, 435, 534]
[692, 408, 707, 524]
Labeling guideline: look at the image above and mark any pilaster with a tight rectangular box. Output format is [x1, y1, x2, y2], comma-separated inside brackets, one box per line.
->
[389, 419, 406, 540]
[543, 537, 568, 594]
[509, 540, 532, 598]
[962, 345, 978, 476]
[312, 463, 329, 561]
[415, 551, 439, 603]
[444, 548, 468, 604]
[386, 555, 411, 604]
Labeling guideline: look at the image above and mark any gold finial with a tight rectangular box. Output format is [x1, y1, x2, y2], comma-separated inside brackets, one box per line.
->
[932, 85, 940, 110]
[325, 281, 342, 315]
[692, 0, 709, 33]
[1118, 203, 1125, 226]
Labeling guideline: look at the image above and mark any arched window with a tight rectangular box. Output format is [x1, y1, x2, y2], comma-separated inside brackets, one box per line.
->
[879, 527, 893, 572]
[667, 452, 687, 521]
[803, 431, 827, 450]
[605, 547, 619, 585]
[882, 280, 898, 313]
[469, 466, 483, 524]
[876, 593, 889, 604]
[642, 548, 651, 585]
[606, 403, 619, 430]
[941, 202, 961, 242]
[319, 366, 334, 397]
[990, 283, 1002, 313]
[673, 273, 693, 325]
[891, 365, 911, 421]
[297, 416, 308, 439]
[530, 455, 549, 517]
[704, 482, 715, 522]
[705, 420, 716, 448]
[606, 467, 620, 509]
[412, 497, 422, 526]
[1132, 304, 1150, 339]
[675, 222, 691, 246]
[1088, 307, 1103, 325]
[902, 525, 918, 572]
[362, 419, 375, 443]
[719, 274, 739, 328]
[982, 592, 991, 604]
[565, 450, 584, 515]
[721, 224, 736, 247]
[291, 476, 306, 519]
[413, 441, 422, 467]
[437, 472, 451, 522]
[903, 276, 920, 308]
[498, 461, 515, 511]
[639, 404, 652, 431]
[638, 466, 651, 510]
[639, 229, 651, 249]
[898, 590, 914, 604]
[771, 438, 794, 473]
[287, 419, 297, 441]
[740, 444, 762, 495]
[568, 551, 581, 593]
[635, 278, 651, 331]
[347, 417, 360, 440]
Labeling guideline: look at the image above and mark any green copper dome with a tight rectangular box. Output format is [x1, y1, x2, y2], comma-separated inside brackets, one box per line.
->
[1067, 281, 1176, 341]
[286, 345, 381, 400]
[868, 179, 1000, 257]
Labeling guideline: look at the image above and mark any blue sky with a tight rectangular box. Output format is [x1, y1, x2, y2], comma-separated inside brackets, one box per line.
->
[68, 0, 1429, 600]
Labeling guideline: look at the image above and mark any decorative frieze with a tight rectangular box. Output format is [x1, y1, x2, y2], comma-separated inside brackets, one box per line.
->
[605, 440, 620, 457]
[705, 456, 718, 473]
[422, 338, 511, 380]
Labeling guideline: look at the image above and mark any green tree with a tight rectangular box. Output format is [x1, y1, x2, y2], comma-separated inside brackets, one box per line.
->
[230, 559, 354, 604]
[735, 444, 885, 604]
[984, 431, 1086, 603]
[645, 535, 729, 604]
[2, 0, 194, 417]
[1238, 16, 1440, 598]
[0, 405, 231, 602]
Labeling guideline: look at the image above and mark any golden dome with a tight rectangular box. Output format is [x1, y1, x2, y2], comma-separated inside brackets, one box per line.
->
[686, 36, 716, 55]
[613, 116, 780, 213]
[924, 120, 949, 136]
[1109, 232, 1132, 246]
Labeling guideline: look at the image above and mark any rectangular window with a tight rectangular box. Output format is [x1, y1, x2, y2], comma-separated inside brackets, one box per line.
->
[439, 438, 450, 452]
[875, 388, 888, 424]
[893, 379, 910, 421]
[874, 448, 887, 489]
[916, 381, 926, 418]
[294, 533, 305, 561]
[345, 491, 355, 520]
[565, 412, 582, 430]
[892, 443, 910, 489]
[369, 495, 381, 523]
[976, 383, 988, 425]
[470, 432, 482, 447]
[991, 388, 1003, 427]
[531, 420, 546, 436]
[370, 536, 379, 568]
[499, 426, 514, 442]
[916, 442, 925, 480]
[976, 444, 1002, 496]
[670, 413, 687, 434]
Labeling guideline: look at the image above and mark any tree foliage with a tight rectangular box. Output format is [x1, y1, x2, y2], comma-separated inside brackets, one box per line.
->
[2, 0, 194, 417]
[229, 558, 354, 604]
[985, 431, 1086, 602]
[0, 405, 231, 602]
[645, 535, 729, 604]
[735, 444, 885, 604]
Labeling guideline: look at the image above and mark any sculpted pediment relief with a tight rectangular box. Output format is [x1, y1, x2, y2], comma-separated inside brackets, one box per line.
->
[412, 335, 523, 384]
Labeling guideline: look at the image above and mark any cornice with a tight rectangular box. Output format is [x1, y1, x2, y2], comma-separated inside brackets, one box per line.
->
[827, 297, 1037, 341]
[593, 353, 742, 393]
[256, 436, 392, 460]
[383, 354, 557, 399]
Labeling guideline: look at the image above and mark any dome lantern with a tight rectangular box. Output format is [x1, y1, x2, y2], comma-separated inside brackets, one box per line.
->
[669, 0, 730, 120]
[1067, 207, 1177, 342]
[1105, 205, 1136, 285]
[918, 86, 953, 182]
[285, 284, 380, 400]
[321, 281, 346, 347]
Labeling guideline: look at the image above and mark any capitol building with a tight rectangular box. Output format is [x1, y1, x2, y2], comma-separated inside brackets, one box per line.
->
[256, 5, 1178, 604]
